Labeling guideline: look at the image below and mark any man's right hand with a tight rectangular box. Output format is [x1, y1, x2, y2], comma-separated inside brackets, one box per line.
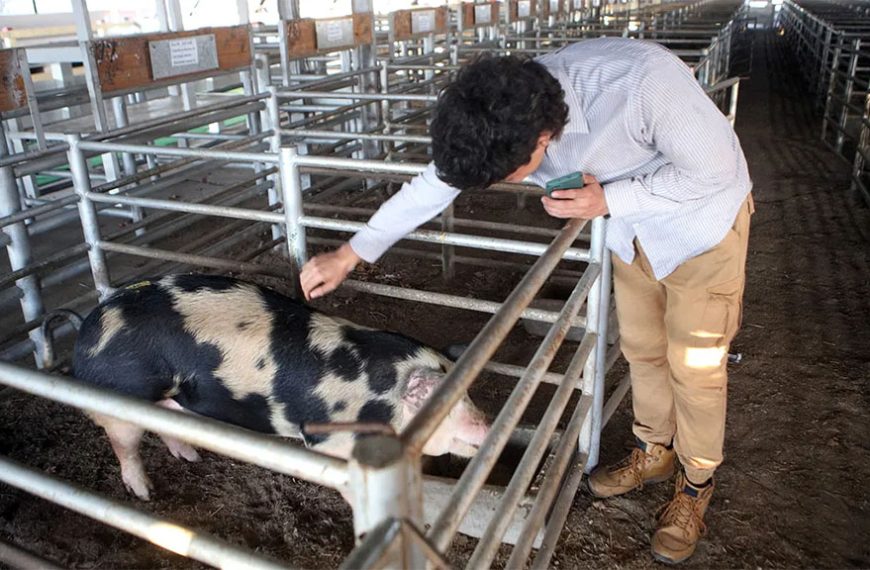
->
[300, 242, 362, 300]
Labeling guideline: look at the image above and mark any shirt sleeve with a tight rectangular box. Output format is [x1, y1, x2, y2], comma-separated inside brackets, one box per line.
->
[603, 54, 744, 221]
[349, 162, 461, 263]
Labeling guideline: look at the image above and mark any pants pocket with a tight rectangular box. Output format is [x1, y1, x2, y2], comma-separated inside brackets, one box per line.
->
[701, 276, 742, 347]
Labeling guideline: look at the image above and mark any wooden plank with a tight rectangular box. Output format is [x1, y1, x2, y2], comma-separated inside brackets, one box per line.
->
[92, 25, 251, 95]
[284, 14, 373, 58]
[0, 49, 26, 114]
[390, 6, 449, 41]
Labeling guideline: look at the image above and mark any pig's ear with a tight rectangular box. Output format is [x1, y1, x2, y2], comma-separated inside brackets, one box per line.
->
[402, 368, 443, 412]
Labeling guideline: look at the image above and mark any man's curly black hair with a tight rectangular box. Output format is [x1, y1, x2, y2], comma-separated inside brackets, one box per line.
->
[430, 55, 569, 191]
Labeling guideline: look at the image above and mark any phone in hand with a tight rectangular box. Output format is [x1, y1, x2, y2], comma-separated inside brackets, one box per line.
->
[545, 171, 585, 199]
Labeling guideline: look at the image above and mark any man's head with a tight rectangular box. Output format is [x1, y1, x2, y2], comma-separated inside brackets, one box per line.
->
[430, 55, 569, 191]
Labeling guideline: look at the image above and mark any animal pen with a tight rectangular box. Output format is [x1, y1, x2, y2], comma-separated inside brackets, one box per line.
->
[0, 0, 748, 567]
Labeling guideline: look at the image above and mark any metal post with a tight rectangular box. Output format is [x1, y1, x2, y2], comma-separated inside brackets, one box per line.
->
[266, 88, 286, 242]
[278, 147, 306, 293]
[277, 0, 300, 87]
[66, 134, 112, 299]
[0, 135, 45, 367]
[348, 435, 425, 568]
[578, 215, 609, 470]
[836, 39, 860, 154]
[441, 204, 455, 281]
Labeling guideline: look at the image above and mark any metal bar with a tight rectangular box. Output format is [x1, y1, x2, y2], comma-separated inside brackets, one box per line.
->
[0, 456, 288, 570]
[513, 396, 595, 569]
[0, 363, 348, 489]
[338, 519, 402, 570]
[403, 215, 586, 499]
[278, 90, 438, 102]
[440, 266, 600, 559]
[341, 279, 587, 327]
[283, 129, 431, 144]
[578, 216, 608, 468]
[0, 540, 64, 570]
[67, 135, 111, 299]
[84, 192, 284, 225]
[1, 135, 46, 366]
[280, 147, 306, 289]
[603, 372, 632, 428]
[301, 216, 592, 261]
[76, 141, 279, 165]
[97, 241, 281, 277]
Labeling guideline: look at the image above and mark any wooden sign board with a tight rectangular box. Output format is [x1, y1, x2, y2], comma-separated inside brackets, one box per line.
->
[0, 49, 27, 114]
[461, 2, 501, 27]
[391, 7, 449, 40]
[285, 14, 373, 58]
[91, 25, 251, 95]
[510, 0, 537, 20]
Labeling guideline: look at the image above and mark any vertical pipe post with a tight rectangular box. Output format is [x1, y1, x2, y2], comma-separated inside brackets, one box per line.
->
[266, 87, 286, 243]
[66, 134, 112, 300]
[278, 146, 306, 294]
[579, 215, 609, 470]
[109, 97, 145, 233]
[441, 204, 455, 281]
[836, 39, 860, 154]
[851, 94, 870, 202]
[348, 435, 425, 568]
[0, 132, 45, 367]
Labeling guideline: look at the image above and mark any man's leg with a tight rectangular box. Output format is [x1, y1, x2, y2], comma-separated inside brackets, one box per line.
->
[588, 243, 675, 497]
[652, 196, 753, 563]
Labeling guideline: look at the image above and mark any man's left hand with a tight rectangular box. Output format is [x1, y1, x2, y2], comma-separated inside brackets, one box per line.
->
[541, 174, 609, 219]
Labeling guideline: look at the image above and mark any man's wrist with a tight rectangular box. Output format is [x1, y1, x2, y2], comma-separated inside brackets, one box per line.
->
[338, 242, 362, 271]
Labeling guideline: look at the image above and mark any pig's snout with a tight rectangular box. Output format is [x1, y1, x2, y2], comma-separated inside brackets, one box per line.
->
[447, 400, 490, 457]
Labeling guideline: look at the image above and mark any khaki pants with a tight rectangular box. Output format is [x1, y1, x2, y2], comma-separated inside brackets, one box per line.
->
[612, 195, 754, 483]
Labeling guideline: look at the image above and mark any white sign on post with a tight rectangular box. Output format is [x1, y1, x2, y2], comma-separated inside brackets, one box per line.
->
[550, 0, 560, 14]
[327, 22, 344, 42]
[474, 4, 492, 24]
[149, 34, 218, 80]
[169, 38, 199, 67]
[411, 10, 437, 34]
[518, 0, 531, 17]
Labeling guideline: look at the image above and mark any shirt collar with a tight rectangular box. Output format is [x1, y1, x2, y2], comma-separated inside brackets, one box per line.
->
[554, 70, 590, 135]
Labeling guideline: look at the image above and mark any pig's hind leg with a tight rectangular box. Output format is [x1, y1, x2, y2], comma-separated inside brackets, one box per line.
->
[90, 412, 153, 500]
[156, 399, 201, 463]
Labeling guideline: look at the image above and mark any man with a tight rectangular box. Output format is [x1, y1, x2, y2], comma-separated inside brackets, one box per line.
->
[300, 37, 752, 564]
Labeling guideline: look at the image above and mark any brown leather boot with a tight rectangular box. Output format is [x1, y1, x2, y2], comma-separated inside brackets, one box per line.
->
[587, 440, 676, 498]
[651, 472, 714, 564]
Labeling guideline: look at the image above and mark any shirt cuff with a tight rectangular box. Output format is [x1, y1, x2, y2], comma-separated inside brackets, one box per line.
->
[603, 178, 639, 219]
[348, 231, 387, 264]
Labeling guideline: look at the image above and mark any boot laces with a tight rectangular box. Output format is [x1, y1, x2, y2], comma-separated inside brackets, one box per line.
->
[611, 447, 648, 490]
[657, 490, 708, 538]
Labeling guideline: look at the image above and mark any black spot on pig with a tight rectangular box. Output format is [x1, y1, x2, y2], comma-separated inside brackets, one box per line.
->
[173, 274, 238, 293]
[328, 346, 363, 382]
[333, 401, 347, 413]
[343, 328, 421, 395]
[259, 284, 333, 442]
[237, 321, 252, 331]
[255, 357, 266, 370]
[365, 360, 398, 395]
[357, 400, 394, 424]
[176, 376, 275, 434]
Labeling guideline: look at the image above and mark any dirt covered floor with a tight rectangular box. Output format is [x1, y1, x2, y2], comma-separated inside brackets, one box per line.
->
[1, 31, 869, 569]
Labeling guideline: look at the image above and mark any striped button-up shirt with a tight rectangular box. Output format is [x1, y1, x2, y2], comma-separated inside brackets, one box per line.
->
[349, 38, 752, 279]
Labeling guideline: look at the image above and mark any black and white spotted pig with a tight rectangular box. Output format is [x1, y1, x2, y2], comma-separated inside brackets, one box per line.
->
[72, 274, 489, 500]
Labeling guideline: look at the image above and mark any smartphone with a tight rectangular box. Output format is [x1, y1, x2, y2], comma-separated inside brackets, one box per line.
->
[545, 171, 585, 199]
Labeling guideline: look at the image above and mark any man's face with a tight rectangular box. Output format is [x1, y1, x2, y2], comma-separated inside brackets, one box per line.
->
[503, 133, 552, 183]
